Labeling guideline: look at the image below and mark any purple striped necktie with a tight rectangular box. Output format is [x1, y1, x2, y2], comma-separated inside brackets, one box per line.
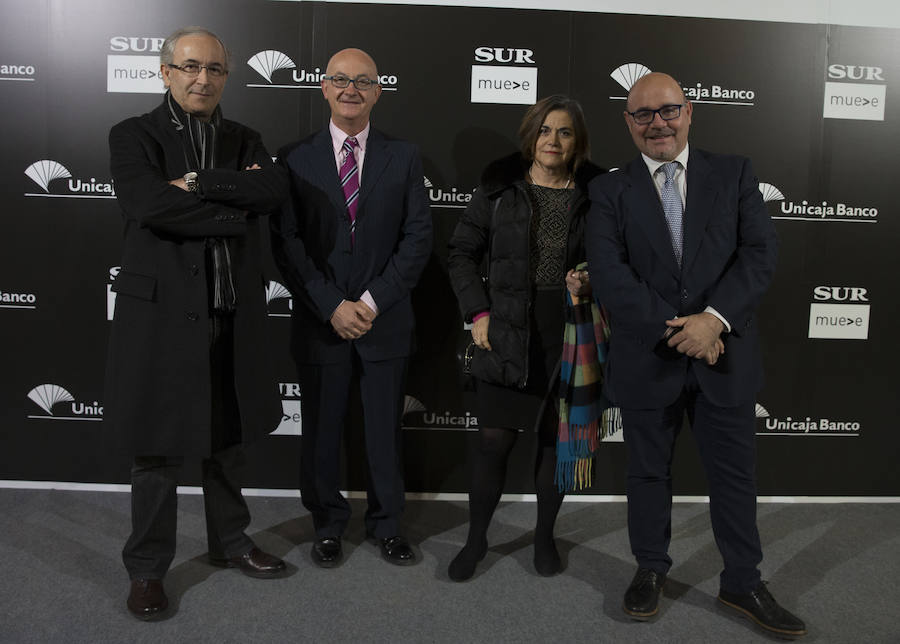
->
[339, 136, 360, 244]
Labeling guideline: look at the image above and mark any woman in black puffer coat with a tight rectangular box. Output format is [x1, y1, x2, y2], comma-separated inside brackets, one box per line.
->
[447, 95, 605, 581]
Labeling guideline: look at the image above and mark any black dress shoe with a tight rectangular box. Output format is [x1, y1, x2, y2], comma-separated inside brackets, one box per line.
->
[719, 582, 807, 639]
[623, 568, 666, 620]
[311, 536, 343, 568]
[376, 535, 417, 566]
[209, 546, 287, 578]
[127, 578, 168, 620]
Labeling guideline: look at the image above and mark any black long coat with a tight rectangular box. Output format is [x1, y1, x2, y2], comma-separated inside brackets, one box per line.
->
[105, 99, 287, 456]
[447, 153, 604, 388]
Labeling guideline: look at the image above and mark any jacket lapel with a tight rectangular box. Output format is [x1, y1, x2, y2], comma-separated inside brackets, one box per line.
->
[624, 157, 680, 279]
[357, 129, 391, 217]
[309, 130, 346, 214]
[682, 149, 717, 273]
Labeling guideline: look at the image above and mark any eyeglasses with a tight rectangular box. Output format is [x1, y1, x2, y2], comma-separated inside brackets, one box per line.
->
[167, 63, 228, 78]
[627, 104, 684, 125]
[323, 74, 378, 91]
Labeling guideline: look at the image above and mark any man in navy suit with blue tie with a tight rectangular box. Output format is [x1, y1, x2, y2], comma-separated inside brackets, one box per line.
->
[585, 72, 806, 639]
[272, 48, 432, 569]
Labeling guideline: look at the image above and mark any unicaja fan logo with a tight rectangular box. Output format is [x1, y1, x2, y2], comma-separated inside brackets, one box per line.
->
[27, 384, 103, 421]
[24, 160, 116, 199]
[248, 50, 296, 83]
[758, 183, 784, 203]
[266, 280, 292, 317]
[610, 62, 652, 94]
[25, 160, 71, 192]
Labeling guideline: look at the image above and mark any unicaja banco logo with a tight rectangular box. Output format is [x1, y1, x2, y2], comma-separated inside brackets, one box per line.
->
[1, 62, 37, 82]
[609, 63, 755, 105]
[24, 160, 115, 199]
[756, 401, 861, 436]
[0, 288, 37, 309]
[246, 49, 398, 90]
[266, 280, 292, 317]
[27, 384, 103, 421]
[760, 181, 877, 223]
[423, 176, 472, 209]
[402, 396, 480, 431]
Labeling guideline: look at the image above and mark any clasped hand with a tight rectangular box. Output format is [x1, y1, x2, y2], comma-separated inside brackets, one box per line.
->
[665, 312, 725, 366]
[565, 269, 591, 298]
[330, 300, 376, 340]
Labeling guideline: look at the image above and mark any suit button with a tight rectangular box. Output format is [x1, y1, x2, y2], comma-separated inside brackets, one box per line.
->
[681, 289, 689, 299]
[190, 264, 199, 276]
[187, 312, 199, 321]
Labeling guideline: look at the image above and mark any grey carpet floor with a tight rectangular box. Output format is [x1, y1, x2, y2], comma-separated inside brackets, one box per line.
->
[0, 489, 897, 643]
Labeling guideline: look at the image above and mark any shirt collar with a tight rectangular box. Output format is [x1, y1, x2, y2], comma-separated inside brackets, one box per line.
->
[329, 119, 370, 156]
[641, 143, 690, 177]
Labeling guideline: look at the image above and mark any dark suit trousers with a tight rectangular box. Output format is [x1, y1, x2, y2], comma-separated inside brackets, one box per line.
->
[297, 348, 407, 539]
[622, 365, 763, 594]
[122, 315, 254, 579]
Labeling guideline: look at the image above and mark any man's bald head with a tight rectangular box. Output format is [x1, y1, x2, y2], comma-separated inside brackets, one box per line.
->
[321, 48, 382, 135]
[624, 72, 692, 162]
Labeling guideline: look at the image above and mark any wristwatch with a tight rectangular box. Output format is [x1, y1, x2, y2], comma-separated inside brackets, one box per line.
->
[183, 171, 198, 192]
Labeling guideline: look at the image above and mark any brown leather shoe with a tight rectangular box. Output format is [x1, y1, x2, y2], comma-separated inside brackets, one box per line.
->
[127, 578, 168, 620]
[210, 547, 287, 578]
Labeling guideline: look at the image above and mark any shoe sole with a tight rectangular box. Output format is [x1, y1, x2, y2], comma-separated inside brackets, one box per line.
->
[623, 604, 659, 621]
[717, 596, 808, 639]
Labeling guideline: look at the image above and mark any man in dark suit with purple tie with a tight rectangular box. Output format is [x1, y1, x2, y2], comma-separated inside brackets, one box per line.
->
[585, 72, 806, 639]
[272, 48, 432, 570]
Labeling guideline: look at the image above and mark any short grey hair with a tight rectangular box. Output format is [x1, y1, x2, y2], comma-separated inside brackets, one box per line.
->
[160, 26, 230, 70]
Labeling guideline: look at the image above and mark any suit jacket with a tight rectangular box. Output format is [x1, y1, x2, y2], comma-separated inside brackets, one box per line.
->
[105, 98, 286, 456]
[585, 148, 777, 409]
[272, 127, 432, 364]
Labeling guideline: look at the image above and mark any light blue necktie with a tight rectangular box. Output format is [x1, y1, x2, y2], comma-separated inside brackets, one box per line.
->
[659, 162, 683, 266]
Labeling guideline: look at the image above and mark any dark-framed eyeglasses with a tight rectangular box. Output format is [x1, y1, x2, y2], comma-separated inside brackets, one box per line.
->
[167, 63, 228, 78]
[628, 104, 684, 125]
[323, 74, 378, 91]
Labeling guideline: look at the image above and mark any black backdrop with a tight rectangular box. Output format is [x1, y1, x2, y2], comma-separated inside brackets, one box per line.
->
[1, 0, 897, 496]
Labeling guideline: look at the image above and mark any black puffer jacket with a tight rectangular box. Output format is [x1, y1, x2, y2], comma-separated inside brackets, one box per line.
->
[448, 153, 605, 388]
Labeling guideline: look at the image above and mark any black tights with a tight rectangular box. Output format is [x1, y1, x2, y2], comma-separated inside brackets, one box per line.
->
[449, 405, 564, 578]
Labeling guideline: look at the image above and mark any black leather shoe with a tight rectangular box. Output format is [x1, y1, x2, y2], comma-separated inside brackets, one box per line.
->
[209, 547, 287, 578]
[127, 578, 168, 620]
[719, 582, 807, 639]
[376, 535, 417, 566]
[623, 568, 666, 620]
[311, 536, 343, 568]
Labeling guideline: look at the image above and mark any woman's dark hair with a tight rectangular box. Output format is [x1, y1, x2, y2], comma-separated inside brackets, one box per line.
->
[518, 94, 590, 171]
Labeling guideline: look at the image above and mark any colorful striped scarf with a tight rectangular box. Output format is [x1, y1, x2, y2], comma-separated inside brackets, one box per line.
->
[555, 266, 620, 492]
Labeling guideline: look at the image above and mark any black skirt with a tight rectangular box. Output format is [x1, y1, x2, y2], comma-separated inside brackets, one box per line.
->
[475, 287, 565, 431]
